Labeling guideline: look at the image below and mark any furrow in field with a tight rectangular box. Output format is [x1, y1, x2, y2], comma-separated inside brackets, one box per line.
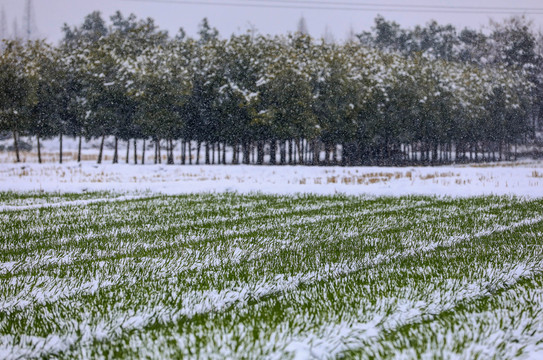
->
[0, 196, 378, 251]
[416, 283, 543, 359]
[0, 196, 517, 272]
[0, 241, 274, 313]
[0, 199, 440, 276]
[0, 194, 284, 234]
[341, 274, 543, 359]
[157, 218, 543, 359]
[273, 261, 543, 360]
[2, 208, 540, 359]
[44, 214, 543, 359]
[0, 197, 514, 310]
[0, 209, 423, 311]
[0, 191, 152, 208]
[6, 194, 509, 251]
[0, 194, 158, 212]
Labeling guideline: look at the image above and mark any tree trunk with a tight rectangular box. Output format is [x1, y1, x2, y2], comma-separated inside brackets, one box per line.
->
[492, 143, 497, 162]
[308, 139, 313, 164]
[306, 139, 310, 164]
[307, 139, 313, 164]
[257, 141, 264, 165]
[270, 140, 277, 165]
[188, 140, 193, 165]
[154, 140, 158, 164]
[341, 143, 347, 166]
[126, 140, 130, 164]
[280, 140, 286, 165]
[432, 143, 438, 165]
[300, 138, 304, 163]
[165, 139, 169, 164]
[158, 139, 162, 164]
[112, 136, 118, 164]
[455, 141, 460, 163]
[196, 141, 201, 165]
[288, 139, 293, 165]
[37, 135, 41, 164]
[242, 140, 250, 164]
[78, 135, 82, 163]
[241, 141, 247, 164]
[142, 139, 146, 165]
[222, 142, 226, 165]
[97, 135, 105, 164]
[296, 139, 303, 164]
[12, 131, 20, 163]
[312, 139, 319, 165]
[211, 142, 215, 164]
[325, 144, 332, 165]
[59, 133, 63, 164]
[232, 142, 238, 164]
[205, 142, 210, 164]
[167, 139, 174, 164]
[134, 139, 138, 164]
[181, 139, 185, 165]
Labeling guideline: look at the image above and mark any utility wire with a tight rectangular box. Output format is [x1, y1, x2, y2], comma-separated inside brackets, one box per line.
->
[124, 0, 543, 14]
[243, 0, 543, 12]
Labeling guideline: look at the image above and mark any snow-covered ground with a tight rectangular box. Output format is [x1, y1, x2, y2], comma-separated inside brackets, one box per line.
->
[0, 136, 542, 197]
[1, 161, 542, 197]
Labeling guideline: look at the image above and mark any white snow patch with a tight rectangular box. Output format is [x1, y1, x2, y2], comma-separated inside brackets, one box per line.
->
[0, 194, 154, 212]
[0, 161, 542, 198]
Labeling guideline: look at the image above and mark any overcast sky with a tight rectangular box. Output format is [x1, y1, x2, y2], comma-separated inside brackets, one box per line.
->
[1, 0, 543, 44]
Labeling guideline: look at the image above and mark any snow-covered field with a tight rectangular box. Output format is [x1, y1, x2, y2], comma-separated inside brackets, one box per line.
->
[1, 160, 543, 197]
[0, 137, 542, 197]
[1, 193, 543, 359]
[2, 138, 543, 359]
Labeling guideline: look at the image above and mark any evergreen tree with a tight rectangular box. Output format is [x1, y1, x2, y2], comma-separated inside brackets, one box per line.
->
[0, 40, 33, 162]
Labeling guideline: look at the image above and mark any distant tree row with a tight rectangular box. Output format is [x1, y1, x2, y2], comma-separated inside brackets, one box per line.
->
[0, 12, 539, 165]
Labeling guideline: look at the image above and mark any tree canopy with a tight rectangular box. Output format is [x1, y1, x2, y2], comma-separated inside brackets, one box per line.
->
[0, 12, 539, 165]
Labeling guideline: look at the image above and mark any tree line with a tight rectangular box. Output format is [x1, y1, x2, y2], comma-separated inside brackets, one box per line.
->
[0, 12, 540, 165]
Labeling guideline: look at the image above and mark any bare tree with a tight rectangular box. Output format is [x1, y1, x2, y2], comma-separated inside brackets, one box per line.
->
[323, 25, 335, 44]
[346, 24, 356, 43]
[12, 18, 19, 39]
[0, 7, 7, 40]
[23, 0, 38, 40]
[296, 16, 308, 36]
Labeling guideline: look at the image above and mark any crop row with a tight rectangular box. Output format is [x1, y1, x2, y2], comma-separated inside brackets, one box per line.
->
[0, 193, 541, 359]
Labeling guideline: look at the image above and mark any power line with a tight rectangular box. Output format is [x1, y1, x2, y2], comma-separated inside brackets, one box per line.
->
[244, 0, 543, 12]
[124, 0, 543, 14]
